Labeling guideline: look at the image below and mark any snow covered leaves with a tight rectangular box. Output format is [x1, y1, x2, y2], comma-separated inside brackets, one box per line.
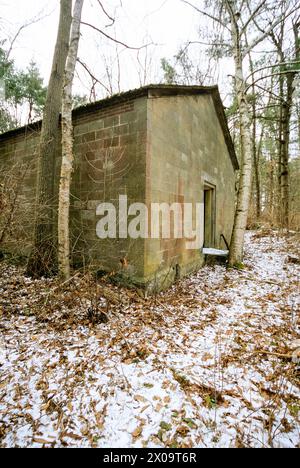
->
[0, 231, 299, 447]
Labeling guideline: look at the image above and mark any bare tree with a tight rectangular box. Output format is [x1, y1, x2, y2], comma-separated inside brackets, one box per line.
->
[26, 0, 72, 278]
[182, 0, 298, 264]
[264, 3, 300, 229]
[222, 0, 254, 266]
[58, 0, 84, 281]
[5, 7, 54, 60]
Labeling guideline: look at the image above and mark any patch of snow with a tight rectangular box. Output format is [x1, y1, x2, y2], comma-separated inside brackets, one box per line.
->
[0, 231, 299, 448]
[202, 248, 229, 256]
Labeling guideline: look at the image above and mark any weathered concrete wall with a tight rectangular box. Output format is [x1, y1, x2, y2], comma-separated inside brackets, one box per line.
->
[144, 93, 236, 291]
[71, 96, 147, 279]
[0, 96, 148, 280]
[0, 130, 40, 255]
[0, 89, 236, 291]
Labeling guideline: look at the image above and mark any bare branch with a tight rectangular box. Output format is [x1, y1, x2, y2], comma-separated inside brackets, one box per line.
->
[241, 0, 268, 36]
[254, 83, 286, 103]
[243, 4, 300, 57]
[186, 39, 232, 48]
[181, 0, 231, 32]
[245, 0, 283, 53]
[77, 58, 112, 95]
[246, 60, 300, 82]
[96, 0, 115, 28]
[6, 8, 54, 59]
[246, 68, 300, 92]
[80, 21, 153, 50]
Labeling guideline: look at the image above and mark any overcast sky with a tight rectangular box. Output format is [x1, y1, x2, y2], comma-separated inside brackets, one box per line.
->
[0, 0, 234, 100]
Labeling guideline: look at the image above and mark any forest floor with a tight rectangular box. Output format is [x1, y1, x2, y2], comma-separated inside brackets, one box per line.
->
[0, 230, 299, 448]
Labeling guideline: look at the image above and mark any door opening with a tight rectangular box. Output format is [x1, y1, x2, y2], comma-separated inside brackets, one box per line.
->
[203, 183, 216, 248]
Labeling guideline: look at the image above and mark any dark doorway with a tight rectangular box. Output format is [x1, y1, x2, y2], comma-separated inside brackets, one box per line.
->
[203, 183, 216, 248]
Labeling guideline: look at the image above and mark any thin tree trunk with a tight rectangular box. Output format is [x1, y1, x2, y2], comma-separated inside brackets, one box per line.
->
[26, 0, 72, 278]
[226, 7, 253, 266]
[255, 126, 265, 217]
[279, 19, 299, 229]
[294, 19, 300, 153]
[269, 151, 275, 218]
[252, 98, 261, 220]
[281, 73, 295, 229]
[246, 44, 260, 221]
[277, 72, 285, 226]
[229, 90, 253, 266]
[58, 0, 84, 281]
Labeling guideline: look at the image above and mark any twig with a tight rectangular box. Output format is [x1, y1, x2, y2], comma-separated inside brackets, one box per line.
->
[77, 58, 111, 95]
[6, 8, 55, 59]
[96, 0, 115, 28]
[231, 268, 282, 286]
[181, 0, 230, 31]
[252, 350, 292, 358]
[80, 21, 153, 50]
[44, 272, 81, 306]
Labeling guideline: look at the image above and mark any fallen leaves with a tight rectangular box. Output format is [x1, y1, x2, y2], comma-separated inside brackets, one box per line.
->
[132, 425, 144, 438]
[32, 437, 55, 445]
[176, 425, 190, 436]
[134, 395, 147, 403]
[0, 231, 299, 448]
[160, 421, 172, 431]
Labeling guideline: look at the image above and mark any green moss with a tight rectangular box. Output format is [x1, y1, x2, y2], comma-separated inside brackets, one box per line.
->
[182, 418, 198, 429]
[143, 383, 154, 389]
[288, 404, 299, 417]
[171, 368, 191, 389]
[233, 262, 245, 270]
[160, 421, 172, 431]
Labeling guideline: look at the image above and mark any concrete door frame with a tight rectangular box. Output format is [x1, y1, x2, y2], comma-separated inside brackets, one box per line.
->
[203, 181, 216, 248]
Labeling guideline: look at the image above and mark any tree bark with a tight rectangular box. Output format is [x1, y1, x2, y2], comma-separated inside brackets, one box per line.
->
[226, 5, 253, 267]
[280, 73, 294, 229]
[26, 0, 72, 278]
[269, 150, 275, 218]
[58, 0, 84, 281]
[246, 43, 261, 221]
[277, 67, 284, 225]
[278, 18, 299, 229]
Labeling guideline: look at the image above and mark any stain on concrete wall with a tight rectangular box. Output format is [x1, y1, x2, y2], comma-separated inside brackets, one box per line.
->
[0, 97, 148, 279]
[145, 93, 236, 291]
[0, 86, 237, 291]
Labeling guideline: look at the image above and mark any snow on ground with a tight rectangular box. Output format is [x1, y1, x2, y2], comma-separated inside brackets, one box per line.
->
[0, 231, 299, 448]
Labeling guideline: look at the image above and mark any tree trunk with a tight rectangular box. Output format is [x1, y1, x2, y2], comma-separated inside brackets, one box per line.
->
[269, 151, 275, 218]
[252, 102, 261, 220]
[255, 127, 265, 219]
[279, 19, 299, 229]
[281, 73, 295, 229]
[26, 0, 72, 278]
[294, 20, 300, 153]
[277, 72, 285, 226]
[247, 45, 260, 221]
[229, 93, 253, 266]
[227, 13, 253, 266]
[58, 0, 84, 281]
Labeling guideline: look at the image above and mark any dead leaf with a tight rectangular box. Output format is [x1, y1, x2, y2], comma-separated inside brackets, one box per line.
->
[132, 425, 143, 438]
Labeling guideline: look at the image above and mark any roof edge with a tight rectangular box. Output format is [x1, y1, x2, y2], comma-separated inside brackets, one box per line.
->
[210, 88, 239, 171]
[0, 84, 239, 171]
